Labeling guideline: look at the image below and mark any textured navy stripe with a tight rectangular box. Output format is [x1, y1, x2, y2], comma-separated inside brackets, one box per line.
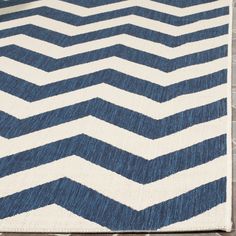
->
[0, 0, 220, 9]
[62, 0, 126, 8]
[65, 0, 217, 8]
[0, 0, 231, 231]
[0, 0, 38, 8]
[152, 0, 217, 7]
[0, 98, 227, 139]
[0, 24, 228, 47]
[0, 6, 229, 26]
[0, 69, 227, 102]
[0, 134, 226, 183]
[0, 0, 125, 8]
[0, 45, 228, 72]
[0, 177, 226, 230]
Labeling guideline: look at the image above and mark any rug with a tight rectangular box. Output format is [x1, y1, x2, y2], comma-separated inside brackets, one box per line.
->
[0, 0, 233, 233]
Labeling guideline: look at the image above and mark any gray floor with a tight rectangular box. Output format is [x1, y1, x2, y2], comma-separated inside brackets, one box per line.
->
[0, 2, 235, 236]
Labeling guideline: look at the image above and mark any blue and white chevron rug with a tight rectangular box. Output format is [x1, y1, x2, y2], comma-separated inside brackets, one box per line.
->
[0, 0, 233, 233]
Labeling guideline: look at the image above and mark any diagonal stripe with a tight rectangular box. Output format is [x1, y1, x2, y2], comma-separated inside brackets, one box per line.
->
[0, 69, 227, 102]
[0, 45, 227, 72]
[0, 203, 226, 232]
[0, 5, 229, 27]
[0, 177, 226, 230]
[0, 116, 227, 159]
[58, 0, 125, 8]
[0, 204, 109, 232]
[0, 0, 228, 18]
[0, 0, 124, 9]
[0, 15, 229, 37]
[0, 0, 231, 232]
[63, 0, 217, 8]
[0, 155, 227, 210]
[152, 0, 217, 8]
[0, 134, 226, 184]
[0, 24, 228, 47]
[0, 84, 228, 119]
[0, 98, 227, 139]
[0, 34, 228, 59]
[0, 57, 228, 86]
[159, 203, 227, 231]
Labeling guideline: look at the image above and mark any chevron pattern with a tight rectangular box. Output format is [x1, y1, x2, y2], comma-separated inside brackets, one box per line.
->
[0, 0, 233, 233]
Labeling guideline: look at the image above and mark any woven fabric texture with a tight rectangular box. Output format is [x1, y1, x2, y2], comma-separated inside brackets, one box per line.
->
[0, 0, 233, 233]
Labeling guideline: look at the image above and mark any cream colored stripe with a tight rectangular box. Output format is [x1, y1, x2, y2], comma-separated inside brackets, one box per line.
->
[159, 203, 227, 232]
[0, 155, 226, 210]
[0, 57, 228, 86]
[0, 116, 227, 159]
[0, 15, 229, 36]
[0, 204, 109, 232]
[0, 0, 229, 17]
[0, 34, 228, 59]
[0, 84, 227, 119]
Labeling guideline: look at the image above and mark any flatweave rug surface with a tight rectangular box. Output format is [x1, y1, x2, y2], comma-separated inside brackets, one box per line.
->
[0, 0, 233, 233]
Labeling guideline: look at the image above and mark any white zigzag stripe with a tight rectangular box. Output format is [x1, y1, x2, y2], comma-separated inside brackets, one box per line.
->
[0, 0, 229, 17]
[159, 203, 227, 232]
[0, 15, 229, 36]
[0, 34, 228, 59]
[0, 204, 109, 232]
[0, 57, 228, 86]
[0, 84, 227, 119]
[0, 203, 226, 232]
[0, 0, 232, 232]
[0, 155, 227, 210]
[0, 116, 227, 159]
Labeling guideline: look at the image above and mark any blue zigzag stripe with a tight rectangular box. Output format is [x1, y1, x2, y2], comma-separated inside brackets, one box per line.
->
[64, 0, 126, 7]
[0, 45, 228, 72]
[0, 0, 125, 8]
[0, 6, 229, 26]
[0, 177, 226, 230]
[0, 0, 220, 9]
[152, 0, 217, 7]
[0, 69, 227, 102]
[65, 0, 217, 8]
[0, 98, 227, 139]
[0, 0, 37, 8]
[0, 134, 226, 183]
[0, 24, 228, 47]
[0, 0, 231, 231]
